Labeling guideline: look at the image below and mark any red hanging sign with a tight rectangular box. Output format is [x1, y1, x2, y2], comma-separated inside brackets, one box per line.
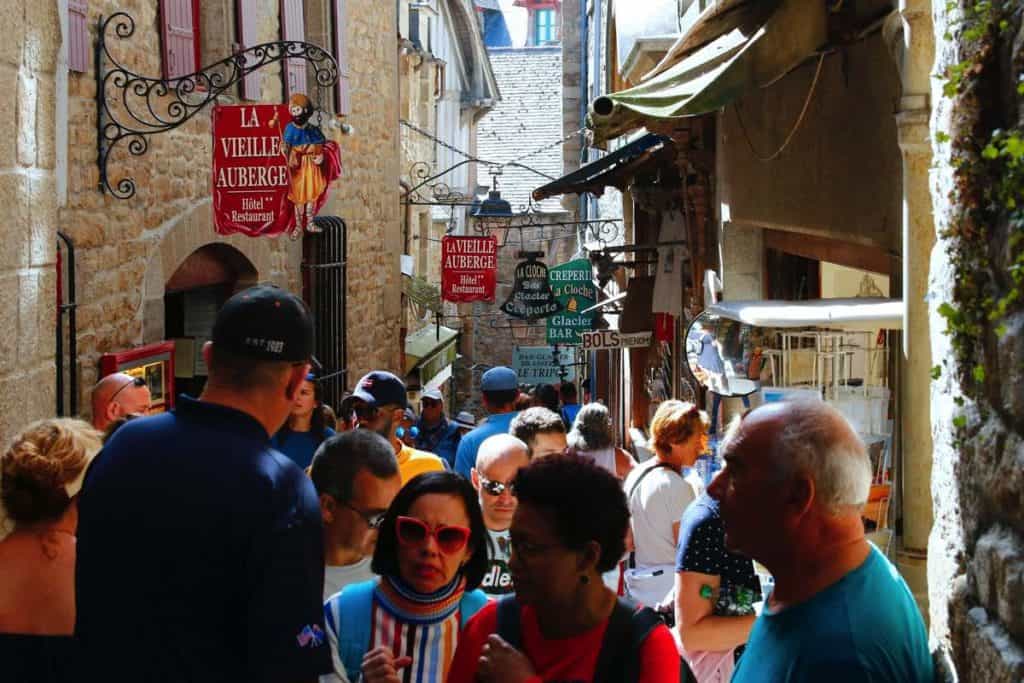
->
[212, 99, 341, 239]
[441, 236, 498, 303]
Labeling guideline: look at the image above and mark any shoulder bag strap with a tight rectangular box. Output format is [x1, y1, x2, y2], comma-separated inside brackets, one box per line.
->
[627, 461, 677, 501]
[593, 599, 635, 683]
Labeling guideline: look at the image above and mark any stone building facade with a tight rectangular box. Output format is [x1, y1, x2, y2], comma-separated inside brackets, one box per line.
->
[0, 0, 403, 453]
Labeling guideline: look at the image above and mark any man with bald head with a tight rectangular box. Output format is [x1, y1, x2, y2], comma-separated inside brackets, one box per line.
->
[90, 373, 152, 430]
[471, 433, 530, 596]
[709, 400, 933, 682]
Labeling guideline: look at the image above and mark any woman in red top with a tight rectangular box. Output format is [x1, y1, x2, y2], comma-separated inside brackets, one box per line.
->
[448, 455, 682, 683]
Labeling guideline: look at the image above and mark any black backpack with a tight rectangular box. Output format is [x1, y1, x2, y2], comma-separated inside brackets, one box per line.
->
[495, 595, 697, 683]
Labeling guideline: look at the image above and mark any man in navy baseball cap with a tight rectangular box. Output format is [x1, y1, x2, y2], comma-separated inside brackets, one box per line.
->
[351, 371, 444, 483]
[76, 284, 331, 681]
[453, 366, 521, 477]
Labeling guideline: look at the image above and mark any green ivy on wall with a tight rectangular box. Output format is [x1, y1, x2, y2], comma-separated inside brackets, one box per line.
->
[935, 0, 1023, 429]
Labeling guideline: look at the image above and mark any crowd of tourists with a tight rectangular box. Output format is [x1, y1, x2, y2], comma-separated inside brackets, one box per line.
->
[0, 284, 936, 682]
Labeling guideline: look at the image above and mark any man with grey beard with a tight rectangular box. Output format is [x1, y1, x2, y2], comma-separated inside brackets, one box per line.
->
[350, 370, 444, 485]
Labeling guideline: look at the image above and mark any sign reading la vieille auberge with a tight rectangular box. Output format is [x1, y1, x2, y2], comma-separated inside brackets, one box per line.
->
[212, 103, 340, 238]
[441, 236, 498, 303]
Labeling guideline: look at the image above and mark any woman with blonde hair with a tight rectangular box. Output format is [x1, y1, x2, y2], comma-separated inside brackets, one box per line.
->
[623, 401, 708, 613]
[0, 418, 102, 680]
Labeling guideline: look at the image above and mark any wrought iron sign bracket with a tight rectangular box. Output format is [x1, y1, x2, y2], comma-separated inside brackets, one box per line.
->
[95, 11, 339, 199]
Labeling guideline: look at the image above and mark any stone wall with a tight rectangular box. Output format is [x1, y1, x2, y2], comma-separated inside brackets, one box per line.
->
[54, 0, 401, 417]
[927, 1, 1024, 680]
[0, 0, 60, 456]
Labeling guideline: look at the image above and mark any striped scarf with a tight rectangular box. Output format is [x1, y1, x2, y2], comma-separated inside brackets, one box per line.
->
[370, 575, 467, 683]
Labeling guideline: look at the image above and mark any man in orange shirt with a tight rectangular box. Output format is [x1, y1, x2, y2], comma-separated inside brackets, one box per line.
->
[351, 371, 444, 484]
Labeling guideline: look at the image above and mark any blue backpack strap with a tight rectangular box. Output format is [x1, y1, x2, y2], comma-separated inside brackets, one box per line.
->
[328, 580, 377, 682]
[459, 589, 489, 628]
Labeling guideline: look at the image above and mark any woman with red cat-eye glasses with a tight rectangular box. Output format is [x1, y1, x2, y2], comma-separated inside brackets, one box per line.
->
[322, 471, 491, 683]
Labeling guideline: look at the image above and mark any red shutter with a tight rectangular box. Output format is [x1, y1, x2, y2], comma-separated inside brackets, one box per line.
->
[236, 0, 260, 99]
[67, 1, 90, 73]
[280, 0, 307, 97]
[333, 0, 351, 115]
[160, 0, 199, 80]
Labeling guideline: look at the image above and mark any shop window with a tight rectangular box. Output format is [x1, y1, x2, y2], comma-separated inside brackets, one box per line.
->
[534, 8, 556, 45]
[160, 0, 202, 80]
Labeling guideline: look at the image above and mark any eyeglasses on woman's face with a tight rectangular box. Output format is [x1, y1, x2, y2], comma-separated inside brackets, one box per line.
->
[477, 474, 515, 497]
[395, 515, 471, 554]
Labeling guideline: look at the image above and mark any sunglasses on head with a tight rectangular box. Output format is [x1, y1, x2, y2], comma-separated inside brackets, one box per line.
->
[395, 516, 471, 554]
[110, 376, 146, 403]
[478, 474, 515, 497]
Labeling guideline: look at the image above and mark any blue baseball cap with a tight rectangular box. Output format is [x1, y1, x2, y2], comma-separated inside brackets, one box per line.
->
[481, 366, 518, 392]
[353, 371, 408, 409]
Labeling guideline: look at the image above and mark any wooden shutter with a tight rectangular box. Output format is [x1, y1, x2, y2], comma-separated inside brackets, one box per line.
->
[333, 0, 350, 115]
[67, 0, 90, 73]
[280, 0, 307, 97]
[236, 0, 260, 99]
[160, 0, 199, 80]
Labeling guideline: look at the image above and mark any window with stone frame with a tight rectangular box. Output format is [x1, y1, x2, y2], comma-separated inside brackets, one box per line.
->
[303, 0, 350, 115]
[159, 0, 201, 80]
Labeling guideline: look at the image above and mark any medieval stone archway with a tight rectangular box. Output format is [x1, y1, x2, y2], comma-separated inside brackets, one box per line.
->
[140, 200, 296, 344]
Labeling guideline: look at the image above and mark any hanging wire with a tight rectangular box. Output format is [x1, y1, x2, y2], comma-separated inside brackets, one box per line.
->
[732, 54, 827, 162]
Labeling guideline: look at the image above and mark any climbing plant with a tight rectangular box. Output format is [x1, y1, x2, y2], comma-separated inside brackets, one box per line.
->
[935, 0, 1024, 426]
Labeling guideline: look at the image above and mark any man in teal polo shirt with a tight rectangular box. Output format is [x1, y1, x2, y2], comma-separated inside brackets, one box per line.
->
[709, 401, 934, 682]
[453, 366, 520, 478]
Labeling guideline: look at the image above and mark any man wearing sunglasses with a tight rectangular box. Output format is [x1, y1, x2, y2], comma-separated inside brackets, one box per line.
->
[90, 372, 152, 430]
[351, 371, 445, 484]
[414, 388, 461, 467]
[471, 434, 530, 596]
[310, 430, 401, 601]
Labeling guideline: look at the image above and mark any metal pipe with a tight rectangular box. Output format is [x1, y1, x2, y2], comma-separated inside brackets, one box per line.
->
[57, 231, 78, 415]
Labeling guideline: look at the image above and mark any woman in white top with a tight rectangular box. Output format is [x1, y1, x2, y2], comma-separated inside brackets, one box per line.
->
[566, 403, 635, 480]
[622, 401, 708, 609]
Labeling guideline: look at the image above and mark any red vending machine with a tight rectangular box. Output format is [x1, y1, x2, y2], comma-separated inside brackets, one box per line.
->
[98, 341, 176, 414]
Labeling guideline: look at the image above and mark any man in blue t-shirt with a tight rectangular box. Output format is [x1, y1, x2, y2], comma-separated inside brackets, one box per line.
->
[76, 285, 331, 682]
[453, 366, 520, 477]
[708, 401, 934, 683]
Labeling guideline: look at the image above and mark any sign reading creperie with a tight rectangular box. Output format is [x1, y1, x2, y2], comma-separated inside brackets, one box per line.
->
[580, 330, 653, 350]
[441, 236, 498, 303]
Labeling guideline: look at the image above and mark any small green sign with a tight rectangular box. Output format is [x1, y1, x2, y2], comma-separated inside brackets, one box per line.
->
[546, 258, 596, 345]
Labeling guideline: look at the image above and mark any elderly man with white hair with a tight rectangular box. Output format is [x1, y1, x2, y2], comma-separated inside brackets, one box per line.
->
[471, 433, 530, 596]
[709, 400, 934, 682]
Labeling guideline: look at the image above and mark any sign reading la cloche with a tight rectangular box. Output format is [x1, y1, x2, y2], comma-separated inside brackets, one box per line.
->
[441, 236, 498, 303]
[547, 258, 596, 345]
[212, 97, 341, 239]
[501, 253, 562, 321]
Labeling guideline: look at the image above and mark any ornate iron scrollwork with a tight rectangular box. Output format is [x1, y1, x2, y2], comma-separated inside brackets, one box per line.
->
[96, 12, 338, 199]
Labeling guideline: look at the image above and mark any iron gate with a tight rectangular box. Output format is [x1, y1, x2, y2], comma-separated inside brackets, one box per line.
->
[303, 216, 348, 410]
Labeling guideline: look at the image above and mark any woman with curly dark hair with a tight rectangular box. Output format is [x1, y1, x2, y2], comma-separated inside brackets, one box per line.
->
[0, 418, 102, 682]
[323, 471, 491, 683]
[448, 455, 685, 683]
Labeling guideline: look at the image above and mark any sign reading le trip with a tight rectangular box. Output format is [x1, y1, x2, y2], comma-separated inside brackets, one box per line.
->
[501, 255, 562, 320]
[441, 236, 498, 303]
[580, 330, 653, 350]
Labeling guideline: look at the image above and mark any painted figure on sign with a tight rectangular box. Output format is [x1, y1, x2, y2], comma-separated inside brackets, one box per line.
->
[271, 94, 341, 238]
